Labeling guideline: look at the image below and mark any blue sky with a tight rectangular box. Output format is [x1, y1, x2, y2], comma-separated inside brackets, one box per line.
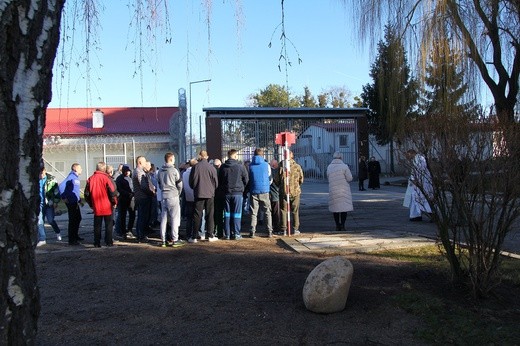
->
[49, 1, 372, 124]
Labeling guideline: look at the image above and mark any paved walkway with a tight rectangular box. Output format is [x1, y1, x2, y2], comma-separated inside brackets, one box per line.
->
[36, 176, 520, 258]
[289, 177, 520, 258]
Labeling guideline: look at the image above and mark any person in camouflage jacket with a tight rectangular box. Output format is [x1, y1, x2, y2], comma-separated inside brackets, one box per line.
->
[278, 151, 304, 235]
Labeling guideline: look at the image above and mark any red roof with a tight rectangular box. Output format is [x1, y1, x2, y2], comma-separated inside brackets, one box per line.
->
[44, 107, 180, 135]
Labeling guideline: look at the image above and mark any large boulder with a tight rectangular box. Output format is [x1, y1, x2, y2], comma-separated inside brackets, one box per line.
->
[302, 256, 354, 313]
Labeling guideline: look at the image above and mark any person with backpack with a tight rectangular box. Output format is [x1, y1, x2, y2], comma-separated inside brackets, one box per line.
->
[37, 167, 63, 246]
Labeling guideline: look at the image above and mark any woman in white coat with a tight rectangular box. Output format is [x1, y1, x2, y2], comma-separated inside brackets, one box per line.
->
[326, 152, 354, 231]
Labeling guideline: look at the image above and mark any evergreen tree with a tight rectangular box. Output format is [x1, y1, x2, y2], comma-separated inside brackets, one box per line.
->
[352, 96, 363, 107]
[317, 93, 328, 108]
[317, 87, 352, 108]
[361, 25, 418, 172]
[248, 84, 300, 107]
[419, 39, 477, 119]
[301, 86, 317, 107]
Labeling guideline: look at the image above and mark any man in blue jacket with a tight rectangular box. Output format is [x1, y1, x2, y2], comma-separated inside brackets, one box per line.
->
[59, 163, 83, 245]
[248, 148, 273, 238]
[218, 149, 249, 240]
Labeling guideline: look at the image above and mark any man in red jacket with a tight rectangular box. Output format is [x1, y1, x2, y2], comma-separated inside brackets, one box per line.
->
[86, 162, 118, 247]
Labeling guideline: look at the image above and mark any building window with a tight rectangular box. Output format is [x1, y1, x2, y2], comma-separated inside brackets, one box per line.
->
[339, 135, 348, 147]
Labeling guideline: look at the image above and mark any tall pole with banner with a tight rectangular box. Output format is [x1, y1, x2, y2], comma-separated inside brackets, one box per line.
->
[275, 131, 296, 236]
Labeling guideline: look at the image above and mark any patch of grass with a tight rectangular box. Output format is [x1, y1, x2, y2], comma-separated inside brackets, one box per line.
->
[498, 257, 520, 285]
[371, 245, 520, 344]
[393, 291, 520, 344]
[370, 245, 448, 269]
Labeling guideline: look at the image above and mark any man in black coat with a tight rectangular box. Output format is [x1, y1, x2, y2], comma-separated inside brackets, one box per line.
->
[116, 165, 135, 239]
[367, 156, 381, 189]
[358, 156, 368, 191]
[218, 149, 249, 240]
[188, 150, 219, 242]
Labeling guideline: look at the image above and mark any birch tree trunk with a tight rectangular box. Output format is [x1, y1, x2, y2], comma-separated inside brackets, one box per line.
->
[0, 0, 65, 343]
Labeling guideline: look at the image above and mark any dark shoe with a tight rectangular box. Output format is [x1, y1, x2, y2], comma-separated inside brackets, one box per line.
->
[94, 244, 101, 248]
[249, 231, 255, 238]
[137, 236, 149, 243]
[105, 243, 114, 247]
[335, 225, 341, 232]
[409, 216, 423, 222]
[77, 236, 84, 241]
[69, 241, 81, 246]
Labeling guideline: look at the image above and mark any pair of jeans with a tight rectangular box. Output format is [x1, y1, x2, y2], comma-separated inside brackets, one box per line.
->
[113, 205, 120, 235]
[280, 194, 300, 232]
[66, 203, 82, 243]
[271, 199, 281, 232]
[193, 197, 214, 239]
[117, 198, 135, 235]
[150, 197, 159, 227]
[184, 201, 195, 240]
[250, 193, 273, 232]
[160, 197, 181, 242]
[38, 206, 46, 241]
[224, 194, 243, 238]
[214, 195, 225, 238]
[135, 197, 152, 239]
[93, 214, 114, 246]
[43, 205, 61, 234]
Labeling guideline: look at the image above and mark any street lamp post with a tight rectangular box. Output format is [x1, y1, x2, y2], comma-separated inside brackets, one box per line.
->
[189, 79, 211, 158]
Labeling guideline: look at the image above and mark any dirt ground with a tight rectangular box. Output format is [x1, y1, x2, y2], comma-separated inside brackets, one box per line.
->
[35, 189, 520, 345]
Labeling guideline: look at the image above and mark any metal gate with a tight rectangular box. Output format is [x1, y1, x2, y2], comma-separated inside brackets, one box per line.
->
[205, 108, 368, 181]
[219, 118, 358, 181]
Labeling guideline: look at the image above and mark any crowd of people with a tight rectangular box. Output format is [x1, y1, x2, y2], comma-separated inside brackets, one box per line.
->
[36, 148, 308, 248]
[36, 148, 438, 249]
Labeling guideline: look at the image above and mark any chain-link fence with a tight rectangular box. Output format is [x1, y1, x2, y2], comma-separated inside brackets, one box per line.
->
[43, 134, 171, 183]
